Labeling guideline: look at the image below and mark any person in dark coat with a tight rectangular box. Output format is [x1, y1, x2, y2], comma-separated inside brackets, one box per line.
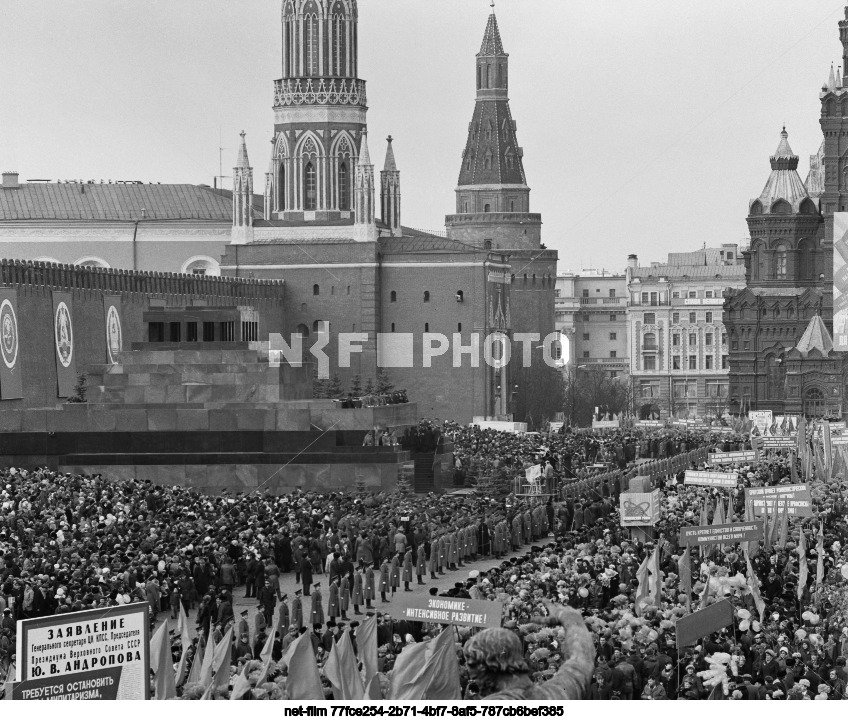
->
[300, 556, 313, 597]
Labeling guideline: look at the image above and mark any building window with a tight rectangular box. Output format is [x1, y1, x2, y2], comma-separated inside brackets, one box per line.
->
[688, 355, 697, 370]
[610, 350, 617, 358]
[705, 332, 713, 345]
[390, 291, 397, 302]
[706, 312, 713, 323]
[641, 381, 660, 398]
[583, 313, 590, 321]
[305, 14, 319, 75]
[706, 380, 728, 397]
[609, 288, 616, 298]
[304, 161, 317, 210]
[609, 313, 617, 321]
[705, 355, 713, 369]
[722, 355, 729, 369]
[313, 284, 319, 295]
[203, 322, 215, 342]
[689, 312, 696, 323]
[641, 292, 649, 304]
[424, 323, 429, 332]
[391, 323, 396, 332]
[776, 245, 788, 278]
[732, 341, 738, 350]
[347, 286, 351, 295]
[609, 332, 616, 340]
[582, 289, 589, 298]
[330, 286, 335, 296]
[333, 13, 347, 75]
[673, 380, 698, 398]
[643, 355, 656, 370]
[672, 291, 680, 299]
[705, 290, 714, 298]
[688, 290, 697, 298]
[458, 323, 462, 332]
[643, 312, 655, 324]
[338, 162, 349, 210]
[278, 165, 286, 210]
[672, 312, 680, 324]
[721, 333, 727, 345]
[583, 351, 590, 359]
[672, 333, 680, 346]
[424, 291, 430, 302]
[743, 341, 750, 351]
[643, 332, 657, 350]
[688, 333, 696, 345]
[583, 333, 590, 341]
[484, 204, 491, 212]
[673, 356, 681, 369]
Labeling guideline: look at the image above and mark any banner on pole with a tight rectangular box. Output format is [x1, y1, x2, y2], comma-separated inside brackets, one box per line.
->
[399, 597, 502, 629]
[679, 521, 764, 547]
[746, 484, 813, 517]
[684, 470, 739, 487]
[13, 602, 150, 700]
[676, 599, 735, 648]
[619, 489, 661, 527]
[760, 436, 797, 449]
[708, 450, 758, 465]
[749, 411, 772, 436]
[51, 291, 76, 398]
[0, 288, 23, 399]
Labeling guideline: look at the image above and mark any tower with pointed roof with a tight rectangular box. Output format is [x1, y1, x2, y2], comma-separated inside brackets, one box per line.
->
[353, 131, 377, 242]
[264, 0, 367, 225]
[232, 131, 255, 246]
[445, 6, 541, 250]
[381, 136, 401, 237]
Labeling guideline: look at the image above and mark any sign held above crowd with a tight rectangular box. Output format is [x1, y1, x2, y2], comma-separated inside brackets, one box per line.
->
[684, 470, 739, 487]
[399, 597, 503, 629]
[679, 521, 764, 547]
[746, 484, 813, 517]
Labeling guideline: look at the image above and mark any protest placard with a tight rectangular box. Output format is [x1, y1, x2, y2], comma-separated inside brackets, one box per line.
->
[746, 484, 813, 517]
[13, 602, 150, 700]
[399, 597, 503, 629]
[619, 489, 661, 527]
[684, 470, 739, 487]
[678, 521, 764, 547]
[708, 450, 758, 465]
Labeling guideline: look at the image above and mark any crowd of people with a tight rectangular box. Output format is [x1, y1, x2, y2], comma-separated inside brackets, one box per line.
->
[0, 419, 847, 701]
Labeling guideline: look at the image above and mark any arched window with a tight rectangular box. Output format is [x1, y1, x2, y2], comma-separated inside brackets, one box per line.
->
[305, 14, 319, 76]
[423, 291, 430, 302]
[333, 13, 347, 76]
[278, 164, 286, 211]
[456, 290, 464, 302]
[771, 200, 791, 214]
[477, 65, 482, 90]
[313, 284, 320, 296]
[304, 161, 317, 211]
[749, 200, 763, 215]
[644, 332, 656, 349]
[313, 320, 319, 333]
[486, 122, 493, 141]
[486, 64, 491, 88]
[295, 323, 309, 338]
[338, 162, 349, 210]
[390, 291, 397, 302]
[484, 203, 491, 213]
[775, 244, 788, 279]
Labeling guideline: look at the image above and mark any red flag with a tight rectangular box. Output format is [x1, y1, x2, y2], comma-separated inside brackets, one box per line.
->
[229, 663, 252, 701]
[744, 550, 765, 623]
[777, 501, 789, 550]
[635, 554, 651, 615]
[678, 546, 692, 612]
[798, 524, 808, 601]
[175, 603, 193, 686]
[357, 615, 379, 684]
[150, 621, 176, 700]
[816, 521, 825, 597]
[280, 632, 325, 700]
[186, 633, 206, 686]
[388, 627, 461, 700]
[324, 630, 365, 700]
[211, 626, 234, 694]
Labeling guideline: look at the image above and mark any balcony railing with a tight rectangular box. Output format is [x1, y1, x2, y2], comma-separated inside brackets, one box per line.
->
[642, 343, 659, 351]
[273, 77, 367, 107]
[579, 297, 624, 305]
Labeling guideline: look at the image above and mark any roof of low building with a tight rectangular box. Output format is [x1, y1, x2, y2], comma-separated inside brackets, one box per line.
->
[0, 182, 237, 222]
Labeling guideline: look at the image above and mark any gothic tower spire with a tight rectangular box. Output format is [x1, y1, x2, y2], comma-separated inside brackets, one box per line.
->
[381, 136, 401, 236]
[354, 131, 377, 242]
[445, 7, 541, 250]
[231, 131, 254, 245]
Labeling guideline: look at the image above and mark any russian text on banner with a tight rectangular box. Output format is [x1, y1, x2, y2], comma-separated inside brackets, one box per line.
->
[684, 470, 738, 487]
[619, 489, 661, 527]
[746, 484, 813, 517]
[678, 521, 764, 547]
[399, 597, 502, 629]
[13, 601, 150, 700]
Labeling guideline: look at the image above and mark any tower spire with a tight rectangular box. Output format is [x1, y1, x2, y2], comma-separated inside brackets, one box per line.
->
[354, 131, 377, 242]
[231, 131, 254, 245]
[381, 136, 401, 236]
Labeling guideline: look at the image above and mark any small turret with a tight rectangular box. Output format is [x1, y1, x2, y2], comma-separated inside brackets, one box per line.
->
[381, 136, 401, 237]
[231, 131, 254, 245]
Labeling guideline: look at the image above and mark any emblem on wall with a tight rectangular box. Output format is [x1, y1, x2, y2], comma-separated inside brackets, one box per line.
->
[54, 301, 73, 368]
[0, 299, 18, 370]
[106, 305, 122, 364]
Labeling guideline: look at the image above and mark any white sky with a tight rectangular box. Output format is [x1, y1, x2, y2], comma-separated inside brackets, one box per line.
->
[1, 0, 845, 271]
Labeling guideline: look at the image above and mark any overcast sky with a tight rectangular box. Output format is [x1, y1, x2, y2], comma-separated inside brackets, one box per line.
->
[1, 0, 846, 272]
